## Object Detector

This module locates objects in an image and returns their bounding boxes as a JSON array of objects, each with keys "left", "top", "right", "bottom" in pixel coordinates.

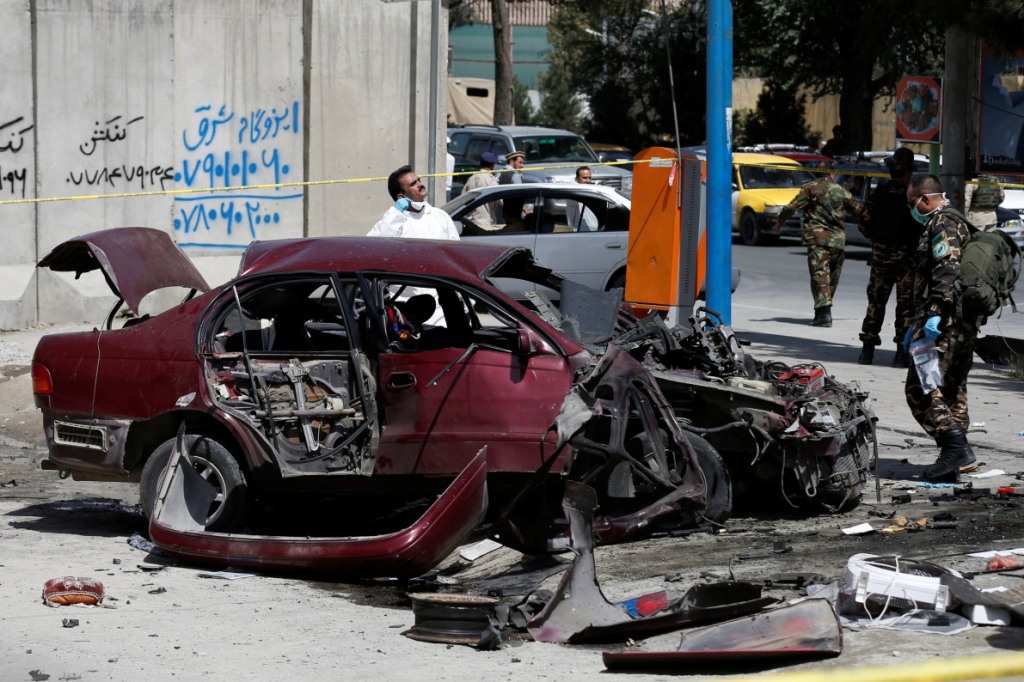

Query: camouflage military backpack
[
  {"left": 938, "top": 208, "right": 1023, "bottom": 320},
  {"left": 970, "top": 176, "right": 1003, "bottom": 211}
]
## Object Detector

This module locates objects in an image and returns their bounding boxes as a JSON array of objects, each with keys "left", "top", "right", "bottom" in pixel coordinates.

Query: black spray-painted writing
[
  {"left": 0, "top": 166, "right": 28, "bottom": 197},
  {"left": 1, "top": 117, "right": 34, "bottom": 154},
  {"left": 67, "top": 165, "right": 175, "bottom": 190},
  {"left": 79, "top": 115, "right": 144, "bottom": 156}
]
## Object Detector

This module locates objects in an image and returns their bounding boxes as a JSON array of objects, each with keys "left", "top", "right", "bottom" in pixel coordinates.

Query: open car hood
[
  {"left": 37, "top": 227, "right": 210, "bottom": 314},
  {"left": 480, "top": 246, "right": 565, "bottom": 290}
]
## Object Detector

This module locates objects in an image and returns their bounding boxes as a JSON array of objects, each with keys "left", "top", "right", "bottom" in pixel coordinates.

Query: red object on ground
[{"left": 987, "top": 555, "right": 1022, "bottom": 570}]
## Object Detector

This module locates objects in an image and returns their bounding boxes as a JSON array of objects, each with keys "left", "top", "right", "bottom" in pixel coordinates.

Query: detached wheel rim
[{"left": 188, "top": 455, "right": 228, "bottom": 526}]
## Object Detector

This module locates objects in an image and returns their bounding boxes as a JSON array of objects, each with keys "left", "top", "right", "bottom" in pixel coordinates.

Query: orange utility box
[{"left": 626, "top": 147, "right": 705, "bottom": 318}]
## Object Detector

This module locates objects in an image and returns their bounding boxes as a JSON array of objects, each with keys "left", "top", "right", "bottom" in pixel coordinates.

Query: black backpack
[{"left": 937, "top": 208, "right": 1023, "bottom": 321}]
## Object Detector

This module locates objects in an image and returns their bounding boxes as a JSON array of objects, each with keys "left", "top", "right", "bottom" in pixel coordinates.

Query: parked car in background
[
  {"left": 687, "top": 148, "right": 816, "bottom": 245},
  {"left": 589, "top": 142, "right": 635, "bottom": 171},
  {"left": 447, "top": 125, "right": 632, "bottom": 196},
  {"left": 736, "top": 145, "right": 833, "bottom": 169},
  {"left": 444, "top": 183, "right": 740, "bottom": 301}
]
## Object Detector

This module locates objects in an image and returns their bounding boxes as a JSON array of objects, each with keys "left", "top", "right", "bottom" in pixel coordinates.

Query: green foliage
[
  {"left": 737, "top": 81, "right": 812, "bottom": 146},
  {"left": 512, "top": 74, "right": 538, "bottom": 126},
  {"left": 448, "top": 0, "right": 476, "bottom": 29},
  {"left": 545, "top": 0, "right": 707, "bottom": 149},
  {"left": 537, "top": 52, "right": 583, "bottom": 132},
  {"left": 733, "top": 0, "right": 945, "bottom": 150}
]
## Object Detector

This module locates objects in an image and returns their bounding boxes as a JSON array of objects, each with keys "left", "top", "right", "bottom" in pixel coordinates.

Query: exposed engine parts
[{"left": 207, "top": 354, "right": 378, "bottom": 475}]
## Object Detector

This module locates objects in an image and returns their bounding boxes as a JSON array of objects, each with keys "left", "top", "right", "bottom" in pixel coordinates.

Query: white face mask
[{"left": 408, "top": 200, "right": 426, "bottom": 211}]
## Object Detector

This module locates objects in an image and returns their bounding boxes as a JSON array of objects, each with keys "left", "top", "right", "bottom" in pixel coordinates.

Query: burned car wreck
[{"left": 31, "top": 228, "right": 872, "bottom": 577}]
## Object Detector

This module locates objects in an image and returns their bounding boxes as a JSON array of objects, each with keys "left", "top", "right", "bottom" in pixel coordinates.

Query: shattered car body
[
  {"left": 526, "top": 289, "right": 874, "bottom": 513},
  {"left": 32, "top": 228, "right": 712, "bottom": 574}
]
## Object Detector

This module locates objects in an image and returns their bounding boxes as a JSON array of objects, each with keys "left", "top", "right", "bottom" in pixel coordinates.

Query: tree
[
  {"left": 732, "top": 0, "right": 945, "bottom": 152},
  {"left": 491, "top": 0, "right": 514, "bottom": 125},
  {"left": 512, "top": 74, "right": 537, "bottom": 125},
  {"left": 537, "top": 53, "right": 583, "bottom": 131},
  {"left": 736, "top": 80, "right": 812, "bottom": 146},
  {"left": 546, "top": 0, "right": 708, "bottom": 149},
  {"left": 448, "top": 0, "right": 476, "bottom": 29}
]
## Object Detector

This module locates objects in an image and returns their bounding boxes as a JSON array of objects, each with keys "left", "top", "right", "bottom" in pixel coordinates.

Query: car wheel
[
  {"left": 681, "top": 432, "right": 732, "bottom": 525},
  {"left": 605, "top": 431, "right": 731, "bottom": 526},
  {"left": 140, "top": 434, "right": 249, "bottom": 532},
  {"left": 606, "top": 271, "right": 625, "bottom": 292},
  {"left": 740, "top": 211, "right": 766, "bottom": 246}
]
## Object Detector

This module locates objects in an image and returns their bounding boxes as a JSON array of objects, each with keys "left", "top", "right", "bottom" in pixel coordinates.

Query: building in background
[{"left": 448, "top": 0, "right": 550, "bottom": 88}]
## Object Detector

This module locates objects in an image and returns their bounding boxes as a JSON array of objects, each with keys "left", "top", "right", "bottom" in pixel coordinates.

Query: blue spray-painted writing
[{"left": 175, "top": 102, "right": 301, "bottom": 246}]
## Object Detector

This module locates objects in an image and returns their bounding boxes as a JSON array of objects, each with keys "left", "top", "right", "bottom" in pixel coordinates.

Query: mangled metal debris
[
  {"left": 527, "top": 482, "right": 777, "bottom": 644},
  {"left": 601, "top": 598, "right": 843, "bottom": 671},
  {"left": 609, "top": 307, "right": 875, "bottom": 512},
  {"left": 494, "top": 345, "right": 711, "bottom": 553}
]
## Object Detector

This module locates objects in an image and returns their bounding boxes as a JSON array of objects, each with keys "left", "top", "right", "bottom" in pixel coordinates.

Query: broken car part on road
[{"left": 527, "top": 481, "right": 778, "bottom": 644}]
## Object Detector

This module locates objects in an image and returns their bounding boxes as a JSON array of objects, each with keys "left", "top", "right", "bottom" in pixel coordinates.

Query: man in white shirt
[
  {"left": 565, "top": 166, "right": 599, "bottom": 231},
  {"left": 368, "top": 166, "right": 460, "bottom": 240}
]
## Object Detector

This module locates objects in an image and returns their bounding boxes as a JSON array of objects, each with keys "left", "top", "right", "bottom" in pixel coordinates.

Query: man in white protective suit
[{"left": 368, "top": 165, "right": 460, "bottom": 240}]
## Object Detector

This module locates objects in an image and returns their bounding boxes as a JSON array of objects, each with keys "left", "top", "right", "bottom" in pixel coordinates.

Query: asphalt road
[{"left": 730, "top": 238, "right": 1024, "bottom": 345}]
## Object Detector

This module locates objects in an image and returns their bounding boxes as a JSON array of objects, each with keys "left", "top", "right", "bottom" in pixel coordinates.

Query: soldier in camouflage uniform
[
  {"left": 904, "top": 174, "right": 978, "bottom": 482},
  {"left": 964, "top": 175, "right": 1005, "bottom": 230},
  {"left": 776, "top": 170, "right": 867, "bottom": 327},
  {"left": 856, "top": 148, "right": 923, "bottom": 367}
]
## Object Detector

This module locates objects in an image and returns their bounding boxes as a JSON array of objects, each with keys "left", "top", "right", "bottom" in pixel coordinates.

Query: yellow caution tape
[
  {"left": 1, "top": 153, "right": 1019, "bottom": 206},
  {"left": 731, "top": 651, "right": 1024, "bottom": 682},
  {"left": 0, "top": 158, "right": 645, "bottom": 207}
]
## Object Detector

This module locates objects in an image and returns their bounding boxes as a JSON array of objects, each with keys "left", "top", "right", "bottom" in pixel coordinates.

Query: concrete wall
[
  {"left": 733, "top": 77, "right": 898, "bottom": 152},
  {"left": 0, "top": 0, "right": 449, "bottom": 329}
]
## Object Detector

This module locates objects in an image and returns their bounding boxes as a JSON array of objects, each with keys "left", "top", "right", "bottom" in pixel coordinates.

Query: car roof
[
  {"left": 773, "top": 152, "right": 832, "bottom": 162},
  {"left": 500, "top": 126, "right": 580, "bottom": 137},
  {"left": 466, "top": 182, "right": 622, "bottom": 197},
  {"left": 732, "top": 152, "right": 802, "bottom": 166},
  {"left": 238, "top": 237, "right": 516, "bottom": 282}
]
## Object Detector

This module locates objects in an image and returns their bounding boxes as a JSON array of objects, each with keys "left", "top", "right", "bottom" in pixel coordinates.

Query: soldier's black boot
[
  {"left": 892, "top": 346, "right": 910, "bottom": 368},
  {"left": 811, "top": 305, "right": 832, "bottom": 327},
  {"left": 857, "top": 343, "right": 875, "bottom": 365},
  {"left": 924, "top": 429, "right": 976, "bottom": 482}
]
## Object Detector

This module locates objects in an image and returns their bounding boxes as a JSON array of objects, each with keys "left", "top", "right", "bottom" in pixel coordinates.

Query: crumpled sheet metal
[
  {"left": 602, "top": 598, "right": 843, "bottom": 671},
  {"left": 494, "top": 345, "right": 708, "bottom": 553},
  {"left": 149, "top": 430, "right": 489, "bottom": 579},
  {"left": 527, "top": 482, "right": 777, "bottom": 644}
]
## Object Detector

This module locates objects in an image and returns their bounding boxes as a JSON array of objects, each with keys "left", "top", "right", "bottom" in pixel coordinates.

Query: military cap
[
  {"left": 480, "top": 152, "right": 498, "bottom": 166},
  {"left": 886, "top": 147, "right": 916, "bottom": 173}
]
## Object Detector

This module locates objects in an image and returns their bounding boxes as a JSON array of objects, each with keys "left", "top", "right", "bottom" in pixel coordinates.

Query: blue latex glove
[
  {"left": 903, "top": 328, "right": 913, "bottom": 353},
  {"left": 923, "top": 316, "right": 942, "bottom": 341},
  {"left": 395, "top": 197, "right": 411, "bottom": 212}
]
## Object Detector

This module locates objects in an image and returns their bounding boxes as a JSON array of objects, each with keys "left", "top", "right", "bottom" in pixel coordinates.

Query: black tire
[
  {"left": 606, "top": 271, "right": 626, "bottom": 292},
  {"left": 740, "top": 211, "right": 767, "bottom": 246},
  {"left": 606, "top": 431, "right": 732, "bottom": 526},
  {"left": 140, "top": 434, "right": 249, "bottom": 532},
  {"left": 683, "top": 432, "right": 732, "bottom": 525}
]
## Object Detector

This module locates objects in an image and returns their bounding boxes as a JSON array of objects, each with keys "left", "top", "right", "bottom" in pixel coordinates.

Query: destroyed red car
[{"left": 31, "top": 228, "right": 714, "bottom": 575}]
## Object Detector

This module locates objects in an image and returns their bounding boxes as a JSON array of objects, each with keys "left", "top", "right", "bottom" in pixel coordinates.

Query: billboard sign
[
  {"left": 978, "top": 46, "right": 1024, "bottom": 175},
  {"left": 895, "top": 76, "right": 942, "bottom": 144}
]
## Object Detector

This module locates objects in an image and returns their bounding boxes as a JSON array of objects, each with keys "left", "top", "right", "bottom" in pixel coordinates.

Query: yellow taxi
[{"left": 730, "top": 153, "right": 815, "bottom": 245}]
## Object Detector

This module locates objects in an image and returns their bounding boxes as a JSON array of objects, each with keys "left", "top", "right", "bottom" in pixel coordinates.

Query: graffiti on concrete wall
[
  {"left": 0, "top": 115, "right": 33, "bottom": 198},
  {"left": 175, "top": 102, "right": 302, "bottom": 249},
  {"left": 65, "top": 114, "right": 175, "bottom": 191}
]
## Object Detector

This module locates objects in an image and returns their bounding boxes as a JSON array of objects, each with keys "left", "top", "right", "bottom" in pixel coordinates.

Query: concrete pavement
[{"left": 729, "top": 288, "right": 1024, "bottom": 454}]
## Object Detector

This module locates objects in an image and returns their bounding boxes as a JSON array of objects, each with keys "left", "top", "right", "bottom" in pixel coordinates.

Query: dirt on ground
[{"left": 4, "top": 355, "right": 1024, "bottom": 682}]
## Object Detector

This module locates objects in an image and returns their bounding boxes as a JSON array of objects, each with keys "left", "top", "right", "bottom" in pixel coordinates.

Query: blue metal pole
[{"left": 705, "top": 0, "right": 732, "bottom": 323}]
